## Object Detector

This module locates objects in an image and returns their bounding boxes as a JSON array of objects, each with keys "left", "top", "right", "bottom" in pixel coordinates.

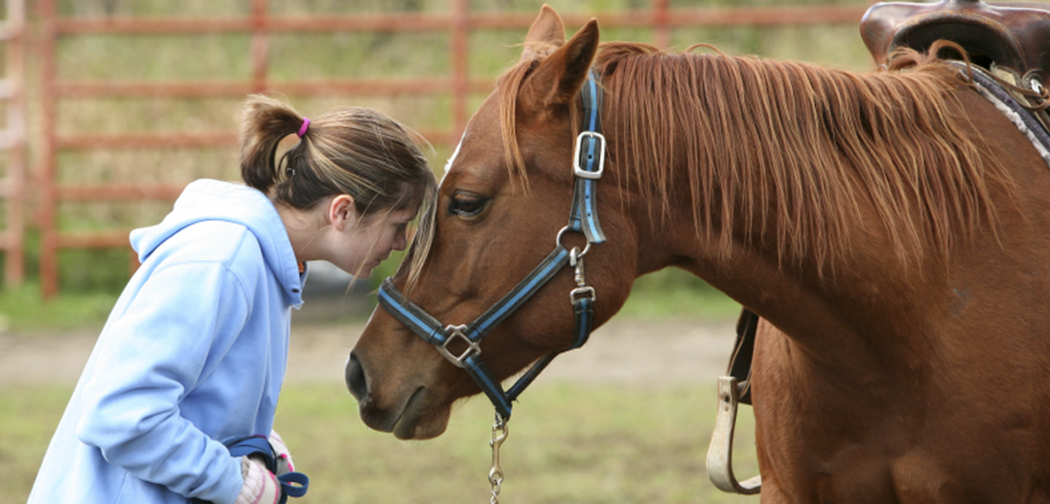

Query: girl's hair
[{"left": 239, "top": 94, "right": 436, "bottom": 219}]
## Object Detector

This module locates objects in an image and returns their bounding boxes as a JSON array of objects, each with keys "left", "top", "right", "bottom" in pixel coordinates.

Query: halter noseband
[{"left": 376, "top": 72, "right": 607, "bottom": 420}]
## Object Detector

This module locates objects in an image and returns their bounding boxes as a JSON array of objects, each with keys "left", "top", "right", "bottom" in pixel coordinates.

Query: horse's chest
[{"left": 752, "top": 354, "right": 1040, "bottom": 504}]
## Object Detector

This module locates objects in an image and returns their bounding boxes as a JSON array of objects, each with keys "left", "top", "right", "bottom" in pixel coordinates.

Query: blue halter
[{"left": 376, "top": 71, "right": 607, "bottom": 420}]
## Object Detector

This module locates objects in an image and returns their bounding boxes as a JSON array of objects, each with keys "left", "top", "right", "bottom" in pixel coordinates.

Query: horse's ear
[
  {"left": 519, "top": 18, "right": 599, "bottom": 111},
  {"left": 522, "top": 5, "right": 566, "bottom": 59}
]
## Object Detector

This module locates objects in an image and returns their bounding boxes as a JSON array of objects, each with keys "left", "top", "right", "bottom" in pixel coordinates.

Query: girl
[{"left": 28, "top": 94, "right": 436, "bottom": 504}]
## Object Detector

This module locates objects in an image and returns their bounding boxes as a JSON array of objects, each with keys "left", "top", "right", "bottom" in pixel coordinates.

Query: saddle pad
[{"left": 950, "top": 60, "right": 1050, "bottom": 169}]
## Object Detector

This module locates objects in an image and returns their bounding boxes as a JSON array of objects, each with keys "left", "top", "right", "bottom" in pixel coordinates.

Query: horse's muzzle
[{"left": 345, "top": 351, "right": 368, "bottom": 403}]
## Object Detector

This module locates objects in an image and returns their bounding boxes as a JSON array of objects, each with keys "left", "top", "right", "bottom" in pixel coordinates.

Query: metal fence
[{"left": 34, "top": 0, "right": 871, "bottom": 296}]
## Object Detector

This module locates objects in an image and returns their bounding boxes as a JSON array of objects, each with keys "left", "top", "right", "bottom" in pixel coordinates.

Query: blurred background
[
  {"left": 0, "top": 0, "right": 879, "bottom": 321},
  {"left": 0, "top": 0, "right": 883, "bottom": 502}
]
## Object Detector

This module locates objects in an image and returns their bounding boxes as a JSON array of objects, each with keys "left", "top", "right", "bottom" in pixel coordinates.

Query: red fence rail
[{"left": 35, "top": 0, "right": 872, "bottom": 296}]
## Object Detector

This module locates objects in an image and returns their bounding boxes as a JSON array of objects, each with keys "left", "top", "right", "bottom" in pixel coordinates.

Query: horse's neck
[{"left": 621, "top": 155, "right": 937, "bottom": 369}]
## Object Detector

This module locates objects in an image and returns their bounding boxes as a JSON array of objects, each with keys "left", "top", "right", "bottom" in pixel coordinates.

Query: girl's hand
[
  {"left": 235, "top": 456, "right": 282, "bottom": 504},
  {"left": 269, "top": 430, "right": 294, "bottom": 475}
]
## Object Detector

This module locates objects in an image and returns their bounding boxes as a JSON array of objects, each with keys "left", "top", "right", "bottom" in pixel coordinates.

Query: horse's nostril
[{"left": 345, "top": 351, "right": 369, "bottom": 402}]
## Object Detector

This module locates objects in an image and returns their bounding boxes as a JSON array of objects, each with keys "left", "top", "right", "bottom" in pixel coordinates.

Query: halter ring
[{"left": 556, "top": 226, "right": 591, "bottom": 260}]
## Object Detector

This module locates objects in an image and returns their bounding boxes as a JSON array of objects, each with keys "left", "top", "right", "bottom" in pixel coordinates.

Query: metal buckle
[
  {"left": 437, "top": 324, "right": 481, "bottom": 369},
  {"left": 573, "top": 131, "right": 606, "bottom": 180},
  {"left": 570, "top": 286, "right": 596, "bottom": 304}
]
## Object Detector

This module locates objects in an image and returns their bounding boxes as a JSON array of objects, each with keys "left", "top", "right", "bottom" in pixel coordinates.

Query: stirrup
[{"left": 706, "top": 376, "right": 761, "bottom": 494}]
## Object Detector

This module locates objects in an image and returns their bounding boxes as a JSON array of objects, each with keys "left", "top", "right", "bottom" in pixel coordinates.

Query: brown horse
[{"left": 348, "top": 5, "right": 1050, "bottom": 502}]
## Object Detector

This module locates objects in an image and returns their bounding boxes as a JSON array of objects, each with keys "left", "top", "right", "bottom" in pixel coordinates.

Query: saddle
[{"left": 861, "top": 0, "right": 1050, "bottom": 87}]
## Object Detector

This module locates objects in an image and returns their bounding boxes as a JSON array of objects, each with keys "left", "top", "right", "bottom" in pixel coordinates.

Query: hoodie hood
[{"left": 129, "top": 179, "right": 303, "bottom": 305}]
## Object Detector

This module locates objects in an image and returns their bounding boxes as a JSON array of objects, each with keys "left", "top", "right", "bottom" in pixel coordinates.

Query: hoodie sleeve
[{"left": 76, "top": 260, "right": 252, "bottom": 504}]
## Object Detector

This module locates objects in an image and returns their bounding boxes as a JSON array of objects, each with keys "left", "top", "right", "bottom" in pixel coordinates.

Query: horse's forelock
[
  {"left": 400, "top": 56, "right": 545, "bottom": 290},
  {"left": 496, "top": 60, "right": 537, "bottom": 190}
]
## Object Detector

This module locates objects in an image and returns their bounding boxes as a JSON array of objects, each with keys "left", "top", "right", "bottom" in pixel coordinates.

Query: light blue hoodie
[{"left": 29, "top": 180, "right": 306, "bottom": 504}]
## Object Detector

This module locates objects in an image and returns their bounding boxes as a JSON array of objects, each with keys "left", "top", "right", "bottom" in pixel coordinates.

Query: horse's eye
[{"left": 448, "top": 192, "right": 488, "bottom": 217}]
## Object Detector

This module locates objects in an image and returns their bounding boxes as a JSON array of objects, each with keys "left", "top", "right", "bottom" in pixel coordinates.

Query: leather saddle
[{"left": 861, "top": 0, "right": 1050, "bottom": 87}]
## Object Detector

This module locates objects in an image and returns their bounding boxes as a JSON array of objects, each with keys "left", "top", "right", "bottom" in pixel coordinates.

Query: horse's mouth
[
  {"left": 391, "top": 386, "right": 427, "bottom": 439},
  {"left": 362, "top": 386, "right": 449, "bottom": 440}
]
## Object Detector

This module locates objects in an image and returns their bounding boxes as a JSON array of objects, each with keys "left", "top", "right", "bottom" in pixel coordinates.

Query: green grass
[
  {"left": 6, "top": 382, "right": 759, "bottom": 504},
  {"left": 0, "top": 264, "right": 740, "bottom": 332},
  {"left": 621, "top": 269, "right": 743, "bottom": 321},
  {"left": 2, "top": 269, "right": 747, "bottom": 503},
  {"left": 0, "top": 386, "right": 78, "bottom": 501},
  {"left": 0, "top": 284, "right": 115, "bottom": 332}
]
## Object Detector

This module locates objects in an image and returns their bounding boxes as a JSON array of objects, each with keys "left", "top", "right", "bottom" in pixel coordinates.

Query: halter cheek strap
[
  {"left": 377, "top": 70, "right": 607, "bottom": 420},
  {"left": 570, "top": 75, "right": 607, "bottom": 244}
]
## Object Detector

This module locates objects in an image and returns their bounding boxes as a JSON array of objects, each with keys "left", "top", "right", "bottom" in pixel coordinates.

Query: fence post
[
  {"left": 451, "top": 0, "right": 469, "bottom": 144},
  {"left": 653, "top": 0, "right": 670, "bottom": 48},
  {"left": 3, "top": 0, "right": 25, "bottom": 288},
  {"left": 38, "top": 0, "right": 58, "bottom": 297},
  {"left": 252, "top": 0, "right": 268, "bottom": 94}
]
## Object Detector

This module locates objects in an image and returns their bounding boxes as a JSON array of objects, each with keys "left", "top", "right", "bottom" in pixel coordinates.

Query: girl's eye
[{"left": 448, "top": 192, "right": 488, "bottom": 217}]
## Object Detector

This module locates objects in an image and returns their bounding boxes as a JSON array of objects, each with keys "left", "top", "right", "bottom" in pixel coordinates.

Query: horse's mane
[{"left": 498, "top": 41, "right": 1010, "bottom": 274}]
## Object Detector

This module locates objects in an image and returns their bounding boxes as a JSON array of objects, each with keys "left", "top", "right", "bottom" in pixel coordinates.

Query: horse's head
[{"left": 346, "top": 6, "right": 638, "bottom": 440}]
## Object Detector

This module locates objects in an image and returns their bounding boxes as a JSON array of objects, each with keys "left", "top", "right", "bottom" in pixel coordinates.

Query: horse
[{"left": 347, "top": 5, "right": 1050, "bottom": 502}]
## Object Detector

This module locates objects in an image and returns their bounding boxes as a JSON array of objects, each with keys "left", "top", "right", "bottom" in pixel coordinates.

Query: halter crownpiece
[{"left": 376, "top": 70, "right": 607, "bottom": 420}]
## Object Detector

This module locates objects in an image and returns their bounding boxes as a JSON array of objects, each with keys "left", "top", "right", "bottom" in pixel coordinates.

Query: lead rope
[
  {"left": 484, "top": 248, "right": 592, "bottom": 503},
  {"left": 489, "top": 412, "right": 508, "bottom": 504}
]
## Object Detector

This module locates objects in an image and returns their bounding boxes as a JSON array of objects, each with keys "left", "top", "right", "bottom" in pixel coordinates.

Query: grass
[
  {"left": 0, "top": 264, "right": 741, "bottom": 332},
  {"left": 276, "top": 383, "right": 759, "bottom": 504},
  {"left": 0, "top": 283, "right": 115, "bottom": 332},
  {"left": 4, "top": 382, "right": 759, "bottom": 504},
  {"left": 2, "top": 270, "right": 748, "bottom": 503},
  {"left": 621, "top": 269, "right": 743, "bottom": 321}
]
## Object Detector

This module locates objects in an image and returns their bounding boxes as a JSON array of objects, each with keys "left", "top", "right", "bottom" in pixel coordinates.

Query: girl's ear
[{"left": 329, "top": 194, "right": 358, "bottom": 232}]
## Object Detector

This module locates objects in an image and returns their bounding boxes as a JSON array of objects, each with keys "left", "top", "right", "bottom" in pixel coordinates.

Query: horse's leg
[
  {"left": 751, "top": 319, "right": 903, "bottom": 504},
  {"left": 751, "top": 318, "right": 791, "bottom": 504}
]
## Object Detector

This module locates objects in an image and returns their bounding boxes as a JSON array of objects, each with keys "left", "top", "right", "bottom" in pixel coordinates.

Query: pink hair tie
[{"left": 297, "top": 117, "right": 311, "bottom": 138}]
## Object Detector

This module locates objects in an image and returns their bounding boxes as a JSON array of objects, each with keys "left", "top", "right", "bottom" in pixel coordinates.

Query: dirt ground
[{"left": 0, "top": 299, "right": 740, "bottom": 388}]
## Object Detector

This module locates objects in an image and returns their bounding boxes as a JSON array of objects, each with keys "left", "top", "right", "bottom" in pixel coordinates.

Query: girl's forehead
[{"left": 392, "top": 205, "right": 420, "bottom": 221}]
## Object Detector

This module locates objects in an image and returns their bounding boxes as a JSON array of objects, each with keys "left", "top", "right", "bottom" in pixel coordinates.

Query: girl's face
[{"left": 327, "top": 199, "right": 417, "bottom": 279}]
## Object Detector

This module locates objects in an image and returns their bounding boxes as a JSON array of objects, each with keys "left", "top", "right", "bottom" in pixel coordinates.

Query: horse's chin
[
  {"left": 369, "top": 387, "right": 451, "bottom": 440},
  {"left": 393, "top": 409, "right": 450, "bottom": 440}
]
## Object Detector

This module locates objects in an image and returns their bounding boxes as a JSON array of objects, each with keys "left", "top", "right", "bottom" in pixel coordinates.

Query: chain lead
[{"left": 489, "top": 412, "right": 508, "bottom": 504}]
